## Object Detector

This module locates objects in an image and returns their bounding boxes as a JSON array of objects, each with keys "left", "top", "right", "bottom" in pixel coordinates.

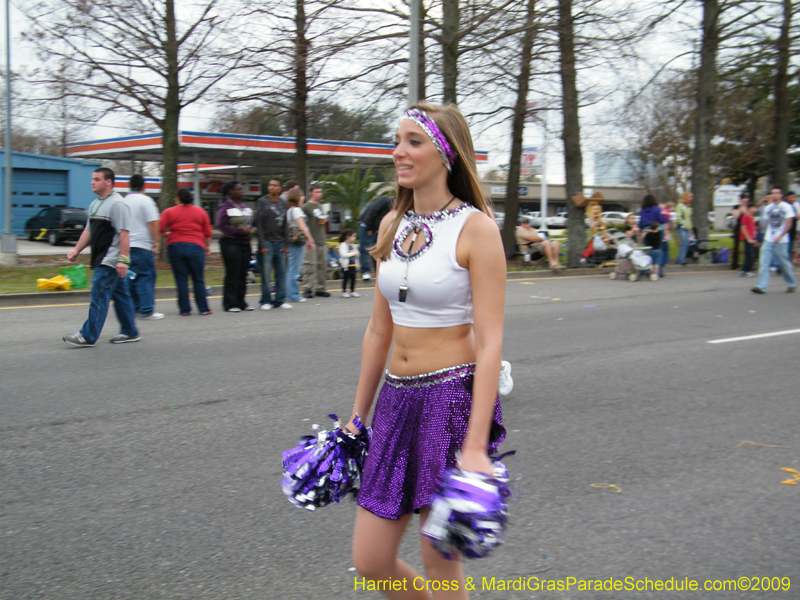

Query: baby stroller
[
  {"left": 609, "top": 232, "right": 658, "bottom": 282},
  {"left": 580, "top": 232, "right": 617, "bottom": 267}
]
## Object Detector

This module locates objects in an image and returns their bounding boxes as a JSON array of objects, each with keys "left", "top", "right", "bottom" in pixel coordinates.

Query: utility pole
[
  {"left": 1, "top": 0, "right": 17, "bottom": 264},
  {"left": 408, "top": 0, "right": 419, "bottom": 106}
]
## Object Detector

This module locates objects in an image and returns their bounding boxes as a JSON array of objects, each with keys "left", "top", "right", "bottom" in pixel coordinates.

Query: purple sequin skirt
[{"left": 357, "top": 363, "right": 505, "bottom": 520}]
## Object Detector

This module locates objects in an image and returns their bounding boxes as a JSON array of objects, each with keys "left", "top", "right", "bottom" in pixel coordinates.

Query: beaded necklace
[{"left": 396, "top": 196, "right": 465, "bottom": 302}]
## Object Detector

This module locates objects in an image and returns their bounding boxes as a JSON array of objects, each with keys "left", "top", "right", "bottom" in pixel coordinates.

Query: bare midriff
[{"left": 387, "top": 323, "right": 476, "bottom": 377}]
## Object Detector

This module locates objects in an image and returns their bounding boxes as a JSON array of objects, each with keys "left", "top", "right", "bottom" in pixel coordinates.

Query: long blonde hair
[
  {"left": 371, "top": 102, "right": 491, "bottom": 261},
  {"left": 286, "top": 188, "right": 303, "bottom": 207}
]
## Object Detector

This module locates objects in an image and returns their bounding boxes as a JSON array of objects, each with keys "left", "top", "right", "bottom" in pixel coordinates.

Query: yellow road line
[{"left": 0, "top": 270, "right": 728, "bottom": 311}]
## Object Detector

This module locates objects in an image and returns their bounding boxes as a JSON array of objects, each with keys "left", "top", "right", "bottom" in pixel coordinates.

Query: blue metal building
[{"left": 0, "top": 151, "right": 102, "bottom": 236}]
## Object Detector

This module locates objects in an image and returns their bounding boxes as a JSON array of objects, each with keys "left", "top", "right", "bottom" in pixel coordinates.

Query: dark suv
[{"left": 25, "top": 207, "right": 89, "bottom": 246}]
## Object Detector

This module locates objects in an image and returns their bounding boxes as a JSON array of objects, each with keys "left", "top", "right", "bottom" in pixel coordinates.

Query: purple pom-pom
[
  {"left": 281, "top": 414, "right": 371, "bottom": 511},
  {"left": 421, "top": 460, "right": 512, "bottom": 559}
]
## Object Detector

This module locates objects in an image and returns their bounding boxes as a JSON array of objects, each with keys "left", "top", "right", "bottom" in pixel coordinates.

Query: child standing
[{"left": 338, "top": 229, "right": 360, "bottom": 298}]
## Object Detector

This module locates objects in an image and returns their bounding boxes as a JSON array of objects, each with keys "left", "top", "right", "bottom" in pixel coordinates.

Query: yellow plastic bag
[{"left": 37, "top": 275, "right": 72, "bottom": 291}]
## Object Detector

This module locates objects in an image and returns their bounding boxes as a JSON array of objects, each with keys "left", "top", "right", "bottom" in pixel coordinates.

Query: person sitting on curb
[{"left": 515, "top": 218, "right": 565, "bottom": 270}]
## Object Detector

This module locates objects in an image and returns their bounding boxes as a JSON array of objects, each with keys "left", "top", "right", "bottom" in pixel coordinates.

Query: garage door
[{"left": 12, "top": 169, "right": 68, "bottom": 235}]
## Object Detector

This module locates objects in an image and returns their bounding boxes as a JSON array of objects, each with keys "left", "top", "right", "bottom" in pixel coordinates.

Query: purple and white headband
[{"left": 399, "top": 108, "right": 457, "bottom": 172}]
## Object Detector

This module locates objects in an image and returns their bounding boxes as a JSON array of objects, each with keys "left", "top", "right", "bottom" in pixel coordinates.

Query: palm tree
[{"left": 318, "top": 163, "right": 388, "bottom": 221}]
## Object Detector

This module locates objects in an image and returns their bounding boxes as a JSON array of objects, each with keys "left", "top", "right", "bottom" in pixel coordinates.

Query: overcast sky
[{"left": 4, "top": 0, "right": 696, "bottom": 185}]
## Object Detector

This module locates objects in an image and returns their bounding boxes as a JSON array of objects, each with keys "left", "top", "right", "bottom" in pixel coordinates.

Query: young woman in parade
[{"left": 343, "top": 102, "right": 507, "bottom": 599}]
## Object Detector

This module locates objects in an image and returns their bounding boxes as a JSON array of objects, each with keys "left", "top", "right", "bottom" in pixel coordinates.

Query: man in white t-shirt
[
  {"left": 125, "top": 174, "right": 164, "bottom": 318},
  {"left": 752, "top": 187, "right": 797, "bottom": 294}
]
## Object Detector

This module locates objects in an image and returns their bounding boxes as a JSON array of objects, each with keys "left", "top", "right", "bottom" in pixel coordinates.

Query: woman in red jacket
[{"left": 160, "top": 188, "right": 213, "bottom": 316}]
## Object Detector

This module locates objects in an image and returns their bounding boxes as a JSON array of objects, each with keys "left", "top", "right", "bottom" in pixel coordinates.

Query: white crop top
[{"left": 378, "top": 203, "right": 478, "bottom": 328}]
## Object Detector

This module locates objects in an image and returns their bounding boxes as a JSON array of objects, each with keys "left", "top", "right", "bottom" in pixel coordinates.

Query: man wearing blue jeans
[
  {"left": 255, "top": 179, "right": 291, "bottom": 310},
  {"left": 357, "top": 195, "right": 393, "bottom": 280},
  {"left": 63, "top": 167, "right": 140, "bottom": 347},
  {"left": 752, "top": 188, "right": 797, "bottom": 294},
  {"left": 125, "top": 174, "right": 163, "bottom": 319},
  {"left": 358, "top": 220, "right": 375, "bottom": 280}
]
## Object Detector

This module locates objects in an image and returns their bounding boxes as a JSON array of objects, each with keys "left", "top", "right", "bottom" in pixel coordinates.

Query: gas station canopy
[{"left": 64, "top": 130, "right": 488, "bottom": 173}]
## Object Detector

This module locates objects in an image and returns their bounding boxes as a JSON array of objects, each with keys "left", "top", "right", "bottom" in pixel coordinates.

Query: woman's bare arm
[{"left": 457, "top": 211, "right": 506, "bottom": 475}]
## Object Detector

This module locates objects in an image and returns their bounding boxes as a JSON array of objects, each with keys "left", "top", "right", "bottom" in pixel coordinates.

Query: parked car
[
  {"left": 521, "top": 211, "right": 543, "bottom": 228},
  {"left": 600, "top": 211, "right": 630, "bottom": 227},
  {"left": 545, "top": 212, "right": 568, "bottom": 228},
  {"left": 25, "top": 207, "right": 88, "bottom": 246}
]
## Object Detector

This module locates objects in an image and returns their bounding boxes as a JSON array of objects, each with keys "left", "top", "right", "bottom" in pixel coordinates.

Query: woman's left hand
[
  {"left": 343, "top": 418, "right": 361, "bottom": 435},
  {"left": 458, "top": 447, "right": 493, "bottom": 476}
]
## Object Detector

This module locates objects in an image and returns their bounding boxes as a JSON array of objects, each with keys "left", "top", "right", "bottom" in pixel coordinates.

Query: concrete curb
[{"left": 0, "top": 263, "right": 735, "bottom": 307}]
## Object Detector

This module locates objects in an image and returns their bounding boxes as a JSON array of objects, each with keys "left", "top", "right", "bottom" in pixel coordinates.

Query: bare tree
[
  {"left": 772, "top": 0, "right": 793, "bottom": 190},
  {"left": 691, "top": 0, "right": 721, "bottom": 256},
  {"left": 688, "top": 0, "right": 765, "bottom": 255},
  {"left": 24, "top": 0, "right": 243, "bottom": 209},
  {"left": 230, "top": 0, "right": 398, "bottom": 190},
  {"left": 500, "top": 0, "right": 543, "bottom": 258},
  {"left": 557, "top": 0, "right": 586, "bottom": 266}
]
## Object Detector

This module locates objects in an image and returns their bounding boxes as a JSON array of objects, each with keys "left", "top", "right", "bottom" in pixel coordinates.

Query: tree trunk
[
  {"left": 442, "top": 0, "right": 459, "bottom": 104},
  {"left": 558, "top": 0, "right": 584, "bottom": 267},
  {"left": 418, "top": 2, "right": 427, "bottom": 101},
  {"left": 691, "top": 0, "right": 719, "bottom": 261},
  {"left": 295, "top": 0, "right": 309, "bottom": 191},
  {"left": 772, "top": 0, "right": 791, "bottom": 191},
  {"left": 502, "top": 0, "right": 538, "bottom": 259},
  {"left": 160, "top": 0, "right": 180, "bottom": 214}
]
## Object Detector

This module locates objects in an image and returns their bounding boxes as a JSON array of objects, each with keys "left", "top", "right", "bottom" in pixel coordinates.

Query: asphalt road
[{"left": 1, "top": 269, "right": 798, "bottom": 599}]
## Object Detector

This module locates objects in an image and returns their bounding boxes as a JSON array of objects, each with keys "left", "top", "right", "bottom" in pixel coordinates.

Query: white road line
[{"left": 708, "top": 329, "right": 800, "bottom": 344}]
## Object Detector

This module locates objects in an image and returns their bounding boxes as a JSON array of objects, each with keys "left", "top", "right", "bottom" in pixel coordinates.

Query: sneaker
[
  {"left": 315, "top": 291, "right": 331, "bottom": 297},
  {"left": 788, "top": 287, "right": 796, "bottom": 293},
  {"left": 227, "top": 307, "right": 242, "bottom": 313},
  {"left": 745, "top": 272, "right": 755, "bottom": 277},
  {"left": 362, "top": 273, "right": 371, "bottom": 281},
  {"left": 298, "top": 297, "right": 307, "bottom": 303},
  {"left": 260, "top": 304, "right": 272, "bottom": 311},
  {"left": 63, "top": 332, "right": 94, "bottom": 348},
  {"left": 181, "top": 313, "right": 191, "bottom": 317},
  {"left": 277, "top": 303, "right": 293, "bottom": 309},
  {"left": 751, "top": 287, "right": 765, "bottom": 294},
  {"left": 498, "top": 361, "right": 513, "bottom": 396},
  {"left": 109, "top": 334, "right": 141, "bottom": 344},
  {"left": 303, "top": 290, "right": 313, "bottom": 299},
  {"left": 200, "top": 311, "right": 213, "bottom": 316},
  {"left": 550, "top": 263, "right": 566, "bottom": 270},
  {"left": 244, "top": 306, "right": 254, "bottom": 311},
  {"left": 140, "top": 312, "right": 165, "bottom": 320},
  {"left": 351, "top": 292, "right": 361, "bottom": 298},
  {"left": 342, "top": 292, "right": 351, "bottom": 298}
]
